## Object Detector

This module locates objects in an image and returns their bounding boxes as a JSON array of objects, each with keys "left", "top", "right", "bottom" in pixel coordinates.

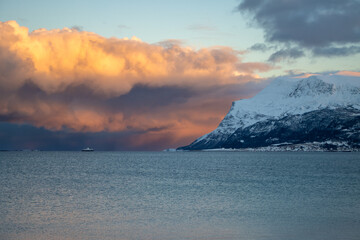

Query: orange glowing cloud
[
  {"left": 0, "top": 21, "right": 272, "bottom": 149},
  {"left": 0, "top": 21, "right": 246, "bottom": 95},
  {"left": 335, "top": 71, "right": 360, "bottom": 77}
]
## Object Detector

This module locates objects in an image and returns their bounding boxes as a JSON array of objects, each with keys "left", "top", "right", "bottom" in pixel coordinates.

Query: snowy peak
[
  {"left": 288, "top": 76, "right": 335, "bottom": 97},
  {"left": 234, "top": 73, "right": 360, "bottom": 118},
  {"left": 178, "top": 72, "right": 360, "bottom": 151}
]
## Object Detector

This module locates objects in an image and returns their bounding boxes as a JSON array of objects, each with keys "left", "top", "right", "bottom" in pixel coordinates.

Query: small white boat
[{"left": 82, "top": 147, "right": 94, "bottom": 152}]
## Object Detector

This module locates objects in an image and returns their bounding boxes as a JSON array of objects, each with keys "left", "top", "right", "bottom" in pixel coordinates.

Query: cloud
[
  {"left": 237, "top": 0, "right": 360, "bottom": 47},
  {"left": 71, "top": 25, "right": 84, "bottom": 31},
  {"left": 335, "top": 71, "right": 360, "bottom": 77},
  {"left": 117, "top": 24, "right": 129, "bottom": 29},
  {"left": 0, "top": 82, "right": 268, "bottom": 150},
  {"left": 312, "top": 45, "right": 360, "bottom": 57},
  {"left": 187, "top": 24, "right": 217, "bottom": 32},
  {"left": 0, "top": 21, "right": 271, "bottom": 149},
  {"left": 268, "top": 48, "right": 305, "bottom": 63},
  {"left": 249, "top": 43, "right": 272, "bottom": 52},
  {"left": 155, "top": 39, "right": 185, "bottom": 48},
  {"left": 0, "top": 21, "right": 245, "bottom": 97}
]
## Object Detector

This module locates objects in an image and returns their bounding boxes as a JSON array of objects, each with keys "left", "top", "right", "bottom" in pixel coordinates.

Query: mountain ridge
[{"left": 178, "top": 73, "right": 360, "bottom": 151}]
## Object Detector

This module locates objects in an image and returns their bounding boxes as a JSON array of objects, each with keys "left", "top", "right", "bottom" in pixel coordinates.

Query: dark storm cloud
[
  {"left": 0, "top": 82, "right": 268, "bottom": 151},
  {"left": 106, "top": 85, "right": 193, "bottom": 114},
  {"left": 0, "top": 81, "right": 193, "bottom": 132},
  {"left": 237, "top": 0, "right": 360, "bottom": 47},
  {"left": 268, "top": 48, "right": 305, "bottom": 62},
  {"left": 312, "top": 45, "right": 360, "bottom": 57}
]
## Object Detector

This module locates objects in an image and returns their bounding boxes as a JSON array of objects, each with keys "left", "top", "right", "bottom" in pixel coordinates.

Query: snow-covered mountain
[{"left": 178, "top": 73, "right": 360, "bottom": 151}]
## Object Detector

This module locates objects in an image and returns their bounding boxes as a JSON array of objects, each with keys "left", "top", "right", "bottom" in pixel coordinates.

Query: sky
[{"left": 0, "top": 0, "right": 360, "bottom": 150}]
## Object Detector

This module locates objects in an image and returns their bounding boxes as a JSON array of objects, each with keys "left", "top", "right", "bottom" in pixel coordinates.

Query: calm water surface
[{"left": 0, "top": 151, "right": 359, "bottom": 240}]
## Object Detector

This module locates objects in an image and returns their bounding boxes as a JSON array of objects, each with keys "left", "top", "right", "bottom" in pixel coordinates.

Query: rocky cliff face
[{"left": 178, "top": 73, "right": 360, "bottom": 151}]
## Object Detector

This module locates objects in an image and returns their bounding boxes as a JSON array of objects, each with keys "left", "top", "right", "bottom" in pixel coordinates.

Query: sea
[{"left": 0, "top": 151, "right": 359, "bottom": 240}]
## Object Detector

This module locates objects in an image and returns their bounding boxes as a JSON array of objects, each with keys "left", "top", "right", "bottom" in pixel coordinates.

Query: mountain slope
[{"left": 178, "top": 73, "right": 360, "bottom": 151}]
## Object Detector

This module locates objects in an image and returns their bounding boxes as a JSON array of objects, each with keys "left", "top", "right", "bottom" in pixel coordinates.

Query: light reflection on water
[{"left": 1, "top": 151, "right": 360, "bottom": 240}]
